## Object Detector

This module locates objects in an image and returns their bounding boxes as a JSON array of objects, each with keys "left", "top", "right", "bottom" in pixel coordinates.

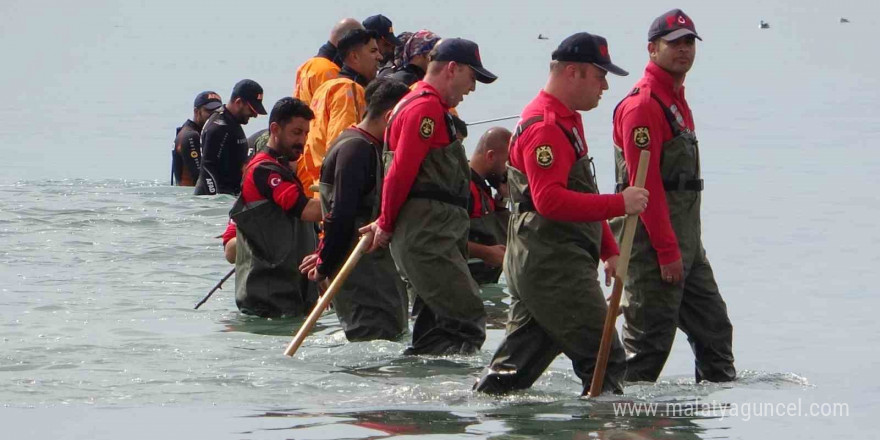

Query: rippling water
[
  {"left": 3, "top": 0, "right": 880, "bottom": 437},
  {"left": 2, "top": 180, "right": 873, "bottom": 439}
]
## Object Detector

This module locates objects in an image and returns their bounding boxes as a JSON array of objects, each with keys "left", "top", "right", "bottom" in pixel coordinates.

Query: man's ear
[
  {"left": 486, "top": 149, "right": 496, "bottom": 161},
  {"left": 269, "top": 121, "right": 280, "bottom": 136}
]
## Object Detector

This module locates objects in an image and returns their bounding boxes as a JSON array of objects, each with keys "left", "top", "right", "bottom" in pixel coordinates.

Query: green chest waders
[
  {"left": 318, "top": 137, "right": 408, "bottom": 341},
  {"left": 475, "top": 115, "right": 626, "bottom": 395},
  {"left": 611, "top": 91, "right": 735, "bottom": 383},
  {"left": 383, "top": 95, "right": 486, "bottom": 355},
  {"left": 231, "top": 162, "right": 318, "bottom": 318},
  {"left": 467, "top": 181, "right": 509, "bottom": 285}
]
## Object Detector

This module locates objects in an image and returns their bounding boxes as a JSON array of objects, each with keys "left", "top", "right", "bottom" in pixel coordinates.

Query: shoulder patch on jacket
[
  {"left": 633, "top": 126, "right": 650, "bottom": 149},
  {"left": 536, "top": 145, "right": 554, "bottom": 168},
  {"left": 419, "top": 117, "right": 435, "bottom": 139}
]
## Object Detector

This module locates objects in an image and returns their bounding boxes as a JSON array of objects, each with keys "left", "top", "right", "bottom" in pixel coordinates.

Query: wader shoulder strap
[
  {"left": 649, "top": 92, "right": 685, "bottom": 137},
  {"left": 614, "top": 92, "right": 703, "bottom": 193},
  {"left": 509, "top": 113, "right": 583, "bottom": 212},
  {"left": 383, "top": 90, "right": 457, "bottom": 150},
  {"left": 384, "top": 91, "right": 429, "bottom": 147}
]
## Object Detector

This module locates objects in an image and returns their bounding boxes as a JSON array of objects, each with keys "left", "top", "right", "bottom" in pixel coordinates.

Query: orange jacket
[
  {"left": 297, "top": 77, "right": 366, "bottom": 197},
  {"left": 293, "top": 57, "right": 341, "bottom": 105}
]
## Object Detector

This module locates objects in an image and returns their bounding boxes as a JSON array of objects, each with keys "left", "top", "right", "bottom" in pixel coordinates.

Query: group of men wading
[{"left": 176, "top": 9, "right": 736, "bottom": 396}]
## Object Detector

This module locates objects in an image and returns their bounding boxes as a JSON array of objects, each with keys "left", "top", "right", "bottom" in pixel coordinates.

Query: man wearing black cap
[
  {"left": 360, "top": 37, "right": 497, "bottom": 355},
  {"left": 194, "top": 79, "right": 267, "bottom": 196},
  {"left": 172, "top": 91, "right": 221, "bottom": 186},
  {"left": 612, "top": 9, "right": 736, "bottom": 384},
  {"left": 475, "top": 32, "right": 649, "bottom": 395},
  {"left": 298, "top": 29, "right": 383, "bottom": 197},
  {"left": 363, "top": 14, "right": 401, "bottom": 67}
]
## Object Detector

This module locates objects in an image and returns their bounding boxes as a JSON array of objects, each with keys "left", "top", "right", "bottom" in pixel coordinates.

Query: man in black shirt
[
  {"left": 194, "top": 79, "right": 267, "bottom": 196},
  {"left": 172, "top": 91, "right": 221, "bottom": 186},
  {"left": 300, "top": 78, "right": 411, "bottom": 341},
  {"left": 387, "top": 29, "right": 440, "bottom": 87},
  {"left": 363, "top": 14, "right": 401, "bottom": 67}
]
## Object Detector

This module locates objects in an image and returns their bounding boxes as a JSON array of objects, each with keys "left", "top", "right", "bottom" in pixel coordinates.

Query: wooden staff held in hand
[
  {"left": 589, "top": 149, "right": 650, "bottom": 397},
  {"left": 283, "top": 232, "right": 374, "bottom": 357}
]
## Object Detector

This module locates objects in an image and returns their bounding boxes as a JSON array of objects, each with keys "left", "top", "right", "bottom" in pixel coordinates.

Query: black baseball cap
[
  {"left": 648, "top": 9, "right": 702, "bottom": 42},
  {"left": 230, "top": 79, "right": 267, "bottom": 115},
  {"left": 194, "top": 91, "right": 222, "bottom": 111},
  {"left": 551, "top": 32, "right": 628, "bottom": 76},
  {"left": 363, "top": 14, "right": 401, "bottom": 45},
  {"left": 429, "top": 38, "right": 498, "bottom": 84}
]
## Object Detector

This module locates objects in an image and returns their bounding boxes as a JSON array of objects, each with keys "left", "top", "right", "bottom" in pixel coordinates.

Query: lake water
[{"left": 1, "top": 0, "right": 878, "bottom": 438}]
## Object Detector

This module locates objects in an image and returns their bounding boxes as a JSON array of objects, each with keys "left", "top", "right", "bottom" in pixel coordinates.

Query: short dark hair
[
  {"left": 364, "top": 78, "right": 410, "bottom": 120},
  {"left": 269, "top": 97, "right": 314, "bottom": 127},
  {"left": 337, "top": 29, "right": 377, "bottom": 60}
]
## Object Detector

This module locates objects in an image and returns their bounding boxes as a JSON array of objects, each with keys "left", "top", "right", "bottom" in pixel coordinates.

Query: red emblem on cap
[
  {"left": 678, "top": 15, "right": 687, "bottom": 25},
  {"left": 475, "top": 47, "right": 481, "bottom": 62},
  {"left": 666, "top": 15, "right": 676, "bottom": 27},
  {"left": 599, "top": 45, "right": 608, "bottom": 57}
]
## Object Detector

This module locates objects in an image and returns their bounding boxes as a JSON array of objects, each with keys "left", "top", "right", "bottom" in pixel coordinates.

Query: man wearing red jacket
[
  {"left": 475, "top": 32, "right": 648, "bottom": 396},
  {"left": 360, "top": 38, "right": 498, "bottom": 355},
  {"left": 230, "top": 97, "right": 323, "bottom": 318},
  {"left": 612, "top": 9, "right": 735, "bottom": 383}
]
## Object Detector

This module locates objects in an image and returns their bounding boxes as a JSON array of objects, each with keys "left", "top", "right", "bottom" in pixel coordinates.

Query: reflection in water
[{"left": 250, "top": 403, "right": 712, "bottom": 439}]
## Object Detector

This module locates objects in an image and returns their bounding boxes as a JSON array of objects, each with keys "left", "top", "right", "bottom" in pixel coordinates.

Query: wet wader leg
[
  {"left": 475, "top": 297, "right": 562, "bottom": 394},
  {"left": 331, "top": 249, "right": 409, "bottom": 341},
  {"left": 552, "top": 278, "right": 627, "bottom": 394},
  {"left": 622, "top": 258, "right": 684, "bottom": 382},
  {"left": 678, "top": 248, "right": 736, "bottom": 382},
  {"left": 392, "top": 201, "right": 486, "bottom": 356}
]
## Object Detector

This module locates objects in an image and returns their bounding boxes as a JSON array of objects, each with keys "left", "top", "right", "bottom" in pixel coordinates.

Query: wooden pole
[
  {"left": 283, "top": 232, "right": 374, "bottom": 357},
  {"left": 588, "top": 149, "right": 650, "bottom": 397}
]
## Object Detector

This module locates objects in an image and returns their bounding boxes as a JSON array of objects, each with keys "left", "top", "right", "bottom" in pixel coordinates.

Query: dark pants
[
  {"left": 623, "top": 246, "right": 736, "bottom": 383},
  {"left": 475, "top": 278, "right": 626, "bottom": 395}
]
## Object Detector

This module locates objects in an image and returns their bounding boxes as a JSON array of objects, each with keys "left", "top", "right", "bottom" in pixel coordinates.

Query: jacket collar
[{"left": 339, "top": 65, "right": 370, "bottom": 87}]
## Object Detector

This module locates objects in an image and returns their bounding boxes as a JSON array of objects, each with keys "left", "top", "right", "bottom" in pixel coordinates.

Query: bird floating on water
[
  {"left": 759, "top": 20, "right": 770, "bottom": 29},
  {"left": 537, "top": 34, "right": 549, "bottom": 40},
  {"left": 840, "top": 17, "right": 850, "bottom": 23}
]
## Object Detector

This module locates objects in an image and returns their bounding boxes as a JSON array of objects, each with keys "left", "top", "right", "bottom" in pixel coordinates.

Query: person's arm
[
  {"left": 467, "top": 241, "right": 506, "bottom": 267},
  {"left": 324, "top": 85, "right": 363, "bottom": 155},
  {"left": 521, "top": 124, "right": 626, "bottom": 223},
  {"left": 599, "top": 221, "right": 619, "bottom": 262},
  {"left": 376, "top": 101, "right": 444, "bottom": 232},
  {"left": 317, "top": 143, "right": 372, "bottom": 276},
  {"left": 178, "top": 130, "right": 201, "bottom": 180},
  {"left": 617, "top": 103, "right": 680, "bottom": 266},
  {"left": 252, "top": 165, "right": 310, "bottom": 217},
  {"left": 198, "top": 124, "right": 226, "bottom": 195},
  {"left": 222, "top": 219, "right": 237, "bottom": 263}
]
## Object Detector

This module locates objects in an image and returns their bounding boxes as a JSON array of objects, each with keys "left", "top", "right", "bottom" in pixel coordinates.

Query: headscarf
[{"left": 402, "top": 30, "right": 440, "bottom": 66}]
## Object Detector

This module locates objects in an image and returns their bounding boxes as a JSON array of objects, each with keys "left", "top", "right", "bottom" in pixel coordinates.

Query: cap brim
[
  {"left": 469, "top": 65, "right": 497, "bottom": 84},
  {"left": 592, "top": 62, "right": 629, "bottom": 77},
  {"left": 251, "top": 99, "right": 267, "bottom": 115},
  {"left": 661, "top": 28, "right": 702, "bottom": 41},
  {"left": 385, "top": 33, "right": 401, "bottom": 45},
  {"left": 202, "top": 101, "right": 222, "bottom": 111}
]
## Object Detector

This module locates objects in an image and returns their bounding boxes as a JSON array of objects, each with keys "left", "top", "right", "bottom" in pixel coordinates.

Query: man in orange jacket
[
  {"left": 293, "top": 18, "right": 364, "bottom": 105},
  {"left": 298, "top": 29, "right": 383, "bottom": 197}
]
